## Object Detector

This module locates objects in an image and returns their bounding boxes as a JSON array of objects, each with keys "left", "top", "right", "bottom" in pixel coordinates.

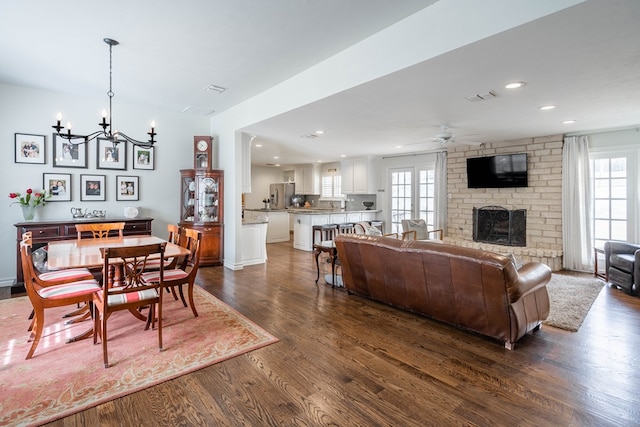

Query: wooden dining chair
[
  {"left": 144, "top": 224, "right": 182, "bottom": 271},
  {"left": 143, "top": 228, "right": 202, "bottom": 317},
  {"left": 21, "top": 232, "right": 96, "bottom": 328},
  {"left": 93, "top": 242, "right": 166, "bottom": 368},
  {"left": 20, "top": 240, "right": 101, "bottom": 359},
  {"left": 76, "top": 222, "right": 125, "bottom": 240}
]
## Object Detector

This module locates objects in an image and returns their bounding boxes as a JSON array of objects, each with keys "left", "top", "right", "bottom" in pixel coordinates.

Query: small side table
[
  {"left": 314, "top": 240, "right": 338, "bottom": 286},
  {"left": 594, "top": 248, "right": 607, "bottom": 280}
]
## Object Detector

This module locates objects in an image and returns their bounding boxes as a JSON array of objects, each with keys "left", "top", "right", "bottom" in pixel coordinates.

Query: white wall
[{"left": 0, "top": 82, "right": 209, "bottom": 286}]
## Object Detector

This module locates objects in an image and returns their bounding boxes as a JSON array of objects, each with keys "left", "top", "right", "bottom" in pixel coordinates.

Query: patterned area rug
[
  {"left": 0, "top": 286, "right": 278, "bottom": 427},
  {"left": 543, "top": 274, "right": 604, "bottom": 332}
]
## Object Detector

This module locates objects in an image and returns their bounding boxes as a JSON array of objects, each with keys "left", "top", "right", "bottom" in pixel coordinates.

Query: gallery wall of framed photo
[{"left": 14, "top": 132, "right": 154, "bottom": 202}]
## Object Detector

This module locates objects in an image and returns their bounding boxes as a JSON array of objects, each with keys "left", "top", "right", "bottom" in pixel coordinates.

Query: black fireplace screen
[{"left": 473, "top": 206, "right": 526, "bottom": 246}]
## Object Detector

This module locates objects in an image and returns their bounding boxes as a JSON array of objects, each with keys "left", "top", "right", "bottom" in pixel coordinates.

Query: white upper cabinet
[
  {"left": 294, "top": 164, "right": 319, "bottom": 194},
  {"left": 342, "top": 157, "right": 375, "bottom": 194}
]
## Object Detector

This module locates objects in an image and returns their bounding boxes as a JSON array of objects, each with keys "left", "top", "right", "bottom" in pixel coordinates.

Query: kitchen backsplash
[{"left": 300, "top": 194, "right": 376, "bottom": 211}]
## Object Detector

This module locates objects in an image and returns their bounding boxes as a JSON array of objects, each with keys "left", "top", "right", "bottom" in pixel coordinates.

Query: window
[
  {"left": 591, "top": 154, "right": 631, "bottom": 249},
  {"left": 321, "top": 174, "right": 342, "bottom": 198},
  {"left": 389, "top": 167, "right": 435, "bottom": 234}
]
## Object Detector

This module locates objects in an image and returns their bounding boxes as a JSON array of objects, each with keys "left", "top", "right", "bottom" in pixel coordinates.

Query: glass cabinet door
[
  {"left": 181, "top": 175, "right": 196, "bottom": 222},
  {"left": 198, "top": 175, "right": 220, "bottom": 222}
]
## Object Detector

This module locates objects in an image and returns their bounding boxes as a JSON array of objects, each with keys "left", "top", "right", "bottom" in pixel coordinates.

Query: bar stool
[
  {"left": 337, "top": 223, "right": 355, "bottom": 234},
  {"left": 312, "top": 224, "right": 338, "bottom": 246},
  {"left": 370, "top": 220, "right": 384, "bottom": 234}
]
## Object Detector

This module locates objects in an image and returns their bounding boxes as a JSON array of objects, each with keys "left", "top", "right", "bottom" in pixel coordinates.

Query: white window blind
[{"left": 321, "top": 175, "right": 342, "bottom": 198}]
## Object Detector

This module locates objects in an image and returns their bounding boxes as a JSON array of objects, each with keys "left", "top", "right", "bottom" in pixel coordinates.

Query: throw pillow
[{"left": 406, "top": 220, "right": 430, "bottom": 240}]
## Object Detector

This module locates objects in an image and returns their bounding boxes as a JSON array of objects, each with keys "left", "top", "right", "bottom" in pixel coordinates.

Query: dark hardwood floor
[{"left": 9, "top": 241, "right": 640, "bottom": 426}]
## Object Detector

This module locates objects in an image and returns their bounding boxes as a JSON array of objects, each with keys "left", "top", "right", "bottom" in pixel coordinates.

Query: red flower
[
  {"left": 26, "top": 189, "right": 33, "bottom": 194},
  {"left": 9, "top": 193, "right": 18, "bottom": 198}
]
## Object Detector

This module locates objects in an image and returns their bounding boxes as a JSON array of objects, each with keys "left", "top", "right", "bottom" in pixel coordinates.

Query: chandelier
[{"left": 52, "top": 38, "right": 156, "bottom": 148}]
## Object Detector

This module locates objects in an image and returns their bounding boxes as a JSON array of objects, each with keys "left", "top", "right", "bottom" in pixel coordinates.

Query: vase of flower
[
  {"left": 8, "top": 188, "right": 50, "bottom": 221},
  {"left": 20, "top": 204, "right": 37, "bottom": 221}
]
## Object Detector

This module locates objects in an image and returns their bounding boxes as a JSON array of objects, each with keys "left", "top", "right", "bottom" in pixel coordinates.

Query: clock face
[{"left": 197, "top": 139, "right": 208, "bottom": 151}]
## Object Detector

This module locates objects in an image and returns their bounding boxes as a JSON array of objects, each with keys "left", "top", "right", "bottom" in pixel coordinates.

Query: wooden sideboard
[{"left": 13, "top": 217, "right": 153, "bottom": 286}]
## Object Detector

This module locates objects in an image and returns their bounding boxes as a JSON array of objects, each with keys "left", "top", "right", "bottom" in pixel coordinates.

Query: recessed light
[
  {"left": 315, "top": 130, "right": 324, "bottom": 135},
  {"left": 562, "top": 120, "right": 576, "bottom": 124},
  {"left": 505, "top": 81, "right": 526, "bottom": 89},
  {"left": 340, "top": 154, "right": 346, "bottom": 158},
  {"left": 255, "top": 144, "right": 263, "bottom": 147},
  {"left": 273, "top": 156, "right": 279, "bottom": 159},
  {"left": 539, "top": 105, "right": 556, "bottom": 111},
  {"left": 317, "top": 160, "right": 322, "bottom": 163},
  {"left": 395, "top": 145, "right": 402, "bottom": 149}
]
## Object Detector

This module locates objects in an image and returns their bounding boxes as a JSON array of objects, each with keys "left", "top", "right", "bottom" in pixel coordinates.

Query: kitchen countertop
[
  {"left": 288, "top": 208, "right": 381, "bottom": 215},
  {"left": 242, "top": 218, "right": 269, "bottom": 225}
]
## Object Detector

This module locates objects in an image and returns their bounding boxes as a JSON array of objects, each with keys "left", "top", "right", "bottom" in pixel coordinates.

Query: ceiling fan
[{"left": 428, "top": 124, "right": 483, "bottom": 146}]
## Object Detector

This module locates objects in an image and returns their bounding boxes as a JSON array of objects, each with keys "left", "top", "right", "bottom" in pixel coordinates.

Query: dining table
[
  {"left": 45, "top": 235, "right": 191, "bottom": 342},
  {"left": 47, "top": 235, "right": 190, "bottom": 271}
]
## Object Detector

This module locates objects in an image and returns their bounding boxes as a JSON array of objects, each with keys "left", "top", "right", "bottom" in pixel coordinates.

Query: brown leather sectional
[{"left": 334, "top": 234, "right": 552, "bottom": 349}]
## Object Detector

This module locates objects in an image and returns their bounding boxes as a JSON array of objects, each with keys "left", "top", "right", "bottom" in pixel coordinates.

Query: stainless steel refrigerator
[{"left": 269, "top": 183, "right": 295, "bottom": 209}]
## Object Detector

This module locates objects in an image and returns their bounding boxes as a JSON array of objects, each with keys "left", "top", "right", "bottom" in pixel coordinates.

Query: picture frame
[
  {"left": 132, "top": 145, "right": 154, "bottom": 170},
  {"left": 96, "top": 138, "right": 127, "bottom": 170},
  {"left": 43, "top": 173, "right": 72, "bottom": 202},
  {"left": 80, "top": 174, "right": 106, "bottom": 201},
  {"left": 52, "top": 134, "right": 88, "bottom": 168},
  {"left": 116, "top": 175, "right": 139, "bottom": 201},
  {"left": 15, "top": 133, "right": 46, "bottom": 164}
]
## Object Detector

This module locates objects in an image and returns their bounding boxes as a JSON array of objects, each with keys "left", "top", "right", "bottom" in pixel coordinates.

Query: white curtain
[
  {"left": 562, "top": 135, "right": 593, "bottom": 271},
  {"left": 434, "top": 151, "right": 448, "bottom": 234}
]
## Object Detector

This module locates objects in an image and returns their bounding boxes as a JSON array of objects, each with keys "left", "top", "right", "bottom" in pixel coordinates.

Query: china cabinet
[{"left": 179, "top": 169, "right": 224, "bottom": 266}]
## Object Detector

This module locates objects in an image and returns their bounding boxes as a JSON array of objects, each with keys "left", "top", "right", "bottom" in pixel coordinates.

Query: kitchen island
[
  {"left": 241, "top": 216, "right": 268, "bottom": 266},
  {"left": 289, "top": 209, "right": 380, "bottom": 251},
  {"left": 244, "top": 209, "right": 290, "bottom": 243}
]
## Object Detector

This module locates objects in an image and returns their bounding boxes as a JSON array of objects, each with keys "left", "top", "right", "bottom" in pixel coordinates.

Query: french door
[{"left": 389, "top": 167, "right": 435, "bottom": 234}]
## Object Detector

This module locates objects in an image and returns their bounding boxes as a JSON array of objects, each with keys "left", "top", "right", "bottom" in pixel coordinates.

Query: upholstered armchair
[
  {"left": 401, "top": 219, "right": 443, "bottom": 241},
  {"left": 604, "top": 241, "right": 640, "bottom": 295}
]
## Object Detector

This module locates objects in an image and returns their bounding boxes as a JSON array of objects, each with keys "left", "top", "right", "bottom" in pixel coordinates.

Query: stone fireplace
[{"left": 473, "top": 206, "right": 526, "bottom": 247}]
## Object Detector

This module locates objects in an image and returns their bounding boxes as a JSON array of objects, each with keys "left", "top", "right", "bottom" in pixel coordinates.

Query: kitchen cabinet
[
  {"left": 241, "top": 222, "right": 268, "bottom": 266},
  {"left": 294, "top": 164, "right": 319, "bottom": 195},
  {"left": 292, "top": 210, "right": 379, "bottom": 251},
  {"left": 341, "top": 157, "right": 374, "bottom": 194},
  {"left": 179, "top": 169, "right": 224, "bottom": 266},
  {"left": 265, "top": 211, "right": 290, "bottom": 243}
]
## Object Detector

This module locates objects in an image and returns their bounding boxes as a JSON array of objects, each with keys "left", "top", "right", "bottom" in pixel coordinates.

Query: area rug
[
  {"left": 543, "top": 274, "right": 604, "bottom": 332},
  {"left": 0, "top": 286, "right": 279, "bottom": 427}
]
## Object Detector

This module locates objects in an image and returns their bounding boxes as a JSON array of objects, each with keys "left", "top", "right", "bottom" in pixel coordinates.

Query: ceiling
[{"left": 1, "top": 0, "right": 639, "bottom": 167}]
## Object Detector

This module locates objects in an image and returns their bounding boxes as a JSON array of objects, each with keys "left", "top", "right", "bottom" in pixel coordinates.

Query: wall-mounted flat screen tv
[{"left": 466, "top": 153, "right": 528, "bottom": 188}]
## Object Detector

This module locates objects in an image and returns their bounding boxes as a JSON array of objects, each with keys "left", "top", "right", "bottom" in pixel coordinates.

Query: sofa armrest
[{"left": 510, "top": 262, "right": 552, "bottom": 301}]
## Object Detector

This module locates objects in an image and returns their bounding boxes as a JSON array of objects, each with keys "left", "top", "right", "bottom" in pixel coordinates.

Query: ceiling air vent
[{"left": 465, "top": 91, "right": 497, "bottom": 102}]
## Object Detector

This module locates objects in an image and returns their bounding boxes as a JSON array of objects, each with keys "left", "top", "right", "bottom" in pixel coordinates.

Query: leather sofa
[
  {"left": 604, "top": 241, "right": 640, "bottom": 295},
  {"left": 334, "top": 234, "right": 552, "bottom": 349}
]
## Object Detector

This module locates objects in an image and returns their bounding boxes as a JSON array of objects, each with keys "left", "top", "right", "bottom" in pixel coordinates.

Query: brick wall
[{"left": 445, "top": 134, "right": 564, "bottom": 270}]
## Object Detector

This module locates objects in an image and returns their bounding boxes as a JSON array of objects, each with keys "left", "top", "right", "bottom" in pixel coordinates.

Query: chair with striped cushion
[
  {"left": 142, "top": 228, "right": 202, "bottom": 317},
  {"left": 93, "top": 242, "right": 166, "bottom": 368},
  {"left": 22, "top": 232, "right": 95, "bottom": 327},
  {"left": 20, "top": 240, "right": 100, "bottom": 360},
  {"left": 143, "top": 224, "right": 182, "bottom": 271}
]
